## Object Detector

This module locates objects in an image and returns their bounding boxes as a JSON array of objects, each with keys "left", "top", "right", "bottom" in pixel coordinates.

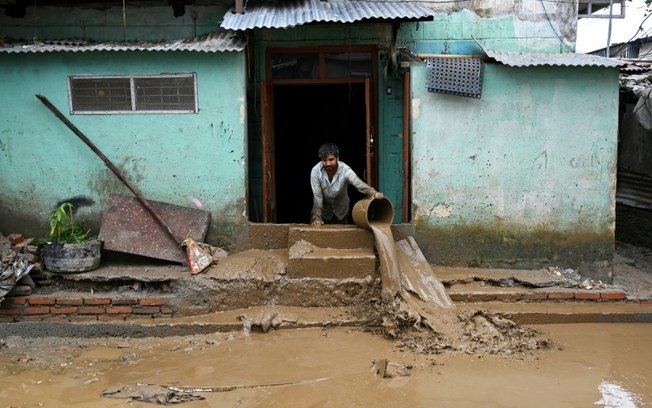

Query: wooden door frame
[{"left": 261, "top": 46, "right": 378, "bottom": 223}]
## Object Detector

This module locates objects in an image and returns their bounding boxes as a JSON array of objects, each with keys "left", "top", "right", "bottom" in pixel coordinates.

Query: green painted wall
[
  {"left": 0, "top": 50, "right": 247, "bottom": 248},
  {"left": 410, "top": 63, "right": 620, "bottom": 279}
]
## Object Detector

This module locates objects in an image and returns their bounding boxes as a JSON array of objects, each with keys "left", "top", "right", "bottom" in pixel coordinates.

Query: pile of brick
[{"left": 0, "top": 232, "right": 43, "bottom": 299}]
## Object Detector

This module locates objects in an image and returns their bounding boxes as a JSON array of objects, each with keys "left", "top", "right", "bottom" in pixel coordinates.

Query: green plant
[{"left": 46, "top": 202, "right": 92, "bottom": 243}]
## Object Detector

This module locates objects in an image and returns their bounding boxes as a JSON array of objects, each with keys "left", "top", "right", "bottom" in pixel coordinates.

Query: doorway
[{"left": 273, "top": 83, "right": 368, "bottom": 223}]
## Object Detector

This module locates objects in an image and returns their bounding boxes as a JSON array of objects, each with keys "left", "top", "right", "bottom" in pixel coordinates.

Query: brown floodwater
[{"left": 1, "top": 323, "right": 650, "bottom": 407}]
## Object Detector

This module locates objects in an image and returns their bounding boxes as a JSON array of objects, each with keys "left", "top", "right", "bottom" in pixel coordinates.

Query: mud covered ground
[{"left": 1, "top": 323, "right": 651, "bottom": 407}]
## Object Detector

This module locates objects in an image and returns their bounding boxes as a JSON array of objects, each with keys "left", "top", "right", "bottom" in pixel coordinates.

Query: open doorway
[{"left": 273, "top": 83, "right": 368, "bottom": 223}]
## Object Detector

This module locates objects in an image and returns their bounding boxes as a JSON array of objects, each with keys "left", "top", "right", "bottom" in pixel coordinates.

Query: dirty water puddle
[{"left": 0, "top": 324, "right": 650, "bottom": 407}]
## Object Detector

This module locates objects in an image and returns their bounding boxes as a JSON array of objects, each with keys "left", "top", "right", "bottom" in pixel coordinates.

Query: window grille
[{"left": 69, "top": 74, "right": 198, "bottom": 114}]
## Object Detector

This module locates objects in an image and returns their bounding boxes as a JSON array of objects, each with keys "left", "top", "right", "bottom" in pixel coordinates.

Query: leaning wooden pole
[{"left": 35, "top": 94, "right": 184, "bottom": 245}]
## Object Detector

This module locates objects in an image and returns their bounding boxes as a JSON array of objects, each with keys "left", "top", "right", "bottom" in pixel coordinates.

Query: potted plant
[{"left": 41, "top": 202, "right": 101, "bottom": 273}]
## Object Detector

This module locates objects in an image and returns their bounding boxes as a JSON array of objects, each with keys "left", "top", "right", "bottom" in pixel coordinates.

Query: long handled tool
[{"left": 36, "top": 94, "right": 213, "bottom": 274}]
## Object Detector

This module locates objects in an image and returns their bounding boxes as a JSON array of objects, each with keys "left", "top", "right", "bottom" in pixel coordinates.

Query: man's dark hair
[{"left": 318, "top": 143, "right": 340, "bottom": 160}]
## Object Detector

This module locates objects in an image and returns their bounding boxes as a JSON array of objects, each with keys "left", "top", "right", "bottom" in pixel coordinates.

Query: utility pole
[{"left": 606, "top": 0, "right": 614, "bottom": 57}]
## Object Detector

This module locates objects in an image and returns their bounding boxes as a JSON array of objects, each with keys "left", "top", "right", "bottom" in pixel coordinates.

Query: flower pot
[{"left": 42, "top": 239, "right": 102, "bottom": 273}]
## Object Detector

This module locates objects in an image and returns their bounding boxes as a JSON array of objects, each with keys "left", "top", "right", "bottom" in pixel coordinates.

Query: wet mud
[{"left": 1, "top": 324, "right": 650, "bottom": 407}]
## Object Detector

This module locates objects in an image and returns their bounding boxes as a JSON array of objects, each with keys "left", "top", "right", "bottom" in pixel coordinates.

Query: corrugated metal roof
[
  {"left": 483, "top": 48, "right": 626, "bottom": 68},
  {"left": 221, "top": 0, "right": 434, "bottom": 30},
  {"left": 0, "top": 31, "right": 245, "bottom": 53}
]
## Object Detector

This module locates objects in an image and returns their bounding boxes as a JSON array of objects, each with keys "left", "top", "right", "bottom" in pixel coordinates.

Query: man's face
[{"left": 322, "top": 154, "right": 338, "bottom": 173}]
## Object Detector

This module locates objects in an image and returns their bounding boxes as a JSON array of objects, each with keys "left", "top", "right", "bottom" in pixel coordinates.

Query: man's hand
[
  {"left": 370, "top": 192, "right": 384, "bottom": 200},
  {"left": 311, "top": 216, "right": 324, "bottom": 227}
]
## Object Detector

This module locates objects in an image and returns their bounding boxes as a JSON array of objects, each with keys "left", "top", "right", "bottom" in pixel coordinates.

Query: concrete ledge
[
  {"left": 456, "top": 302, "right": 652, "bottom": 324},
  {"left": 0, "top": 306, "right": 370, "bottom": 338}
]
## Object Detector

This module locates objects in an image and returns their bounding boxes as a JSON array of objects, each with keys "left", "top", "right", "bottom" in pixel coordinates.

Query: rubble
[{"left": 0, "top": 232, "right": 45, "bottom": 302}]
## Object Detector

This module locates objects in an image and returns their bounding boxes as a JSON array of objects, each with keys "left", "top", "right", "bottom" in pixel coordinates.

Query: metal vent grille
[
  {"left": 69, "top": 74, "right": 197, "bottom": 114},
  {"left": 426, "top": 57, "right": 483, "bottom": 98},
  {"left": 135, "top": 76, "right": 196, "bottom": 111},
  {"left": 70, "top": 78, "right": 131, "bottom": 112}
]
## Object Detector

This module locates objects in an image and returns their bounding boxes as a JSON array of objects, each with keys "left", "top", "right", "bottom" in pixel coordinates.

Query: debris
[
  {"left": 101, "top": 384, "right": 204, "bottom": 405},
  {"left": 240, "top": 309, "right": 296, "bottom": 333},
  {"left": 183, "top": 238, "right": 228, "bottom": 275},
  {"left": 372, "top": 359, "right": 412, "bottom": 378},
  {"left": 161, "top": 377, "right": 329, "bottom": 393}
]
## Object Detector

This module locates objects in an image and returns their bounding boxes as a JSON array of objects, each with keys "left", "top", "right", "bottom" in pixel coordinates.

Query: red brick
[
  {"left": 112, "top": 298, "right": 139, "bottom": 306},
  {"left": 106, "top": 306, "right": 133, "bottom": 314},
  {"left": 574, "top": 292, "right": 600, "bottom": 300},
  {"left": 139, "top": 298, "right": 167, "bottom": 306},
  {"left": 78, "top": 306, "right": 105, "bottom": 315},
  {"left": 133, "top": 306, "right": 160, "bottom": 314},
  {"left": 547, "top": 292, "right": 574, "bottom": 299},
  {"left": 6, "top": 297, "right": 27, "bottom": 305},
  {"left": 24, "top": 306, "right": 50, "bottom": 315},
  {"left": 522, "top": 292, "right": 549, "bottom": 301},
  {"left": 601, "top": 292, "right": 627, "bottom": 300},
  {"left": 641, "top": 299, "right": 652, "bottom": 304},
  {"left": 160, "top": 307, "right": 174, "bottom": 315},
  {"left": 56, "top": 298, "right": 83, "bottom": 306},
  {"left": 0, "top": 308, "right": 22, "bottom": 315},
  {"left": 13, "top": 238, "right": 33, "bottom": 250},
  {"left": 51, "top": 306, "right": 78, "bottom": 315},
  {"left": 84, "top": 298, "right": 111, "bottom": 305},
  {"left": 6, "top": 233, "right": 24, "bottom": 245},
  {"left": 28, "top": 297, "right": 56, "bottom": 306}
]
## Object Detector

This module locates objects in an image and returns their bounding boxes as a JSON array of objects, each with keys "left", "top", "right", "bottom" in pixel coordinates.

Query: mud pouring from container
[
  {"left": 353, "top": 197, "right": 401, "bottom": 300},
  {"left": 353, "top": 196, "right": 454, "bottom": 309}
]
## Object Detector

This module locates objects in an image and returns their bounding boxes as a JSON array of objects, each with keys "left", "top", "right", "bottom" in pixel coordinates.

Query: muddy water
[
  {"left": 1, "top": 324, "right": 650, "bottom": 407},
  {"left": 369, "top": 222, "right": 453, "bottom": 308}
]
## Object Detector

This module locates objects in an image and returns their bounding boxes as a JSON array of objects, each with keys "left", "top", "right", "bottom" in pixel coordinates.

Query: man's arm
[
  {"left": 346, "top": 168, "right": 383, "bottom": 199},
  {"left": 310, "top": 168, "right": 324, "bottom": 225}
]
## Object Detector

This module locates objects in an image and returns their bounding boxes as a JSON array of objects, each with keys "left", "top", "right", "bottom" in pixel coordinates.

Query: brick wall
[{"left": 0, "top": 294, "right": 174, "bottom": 323}]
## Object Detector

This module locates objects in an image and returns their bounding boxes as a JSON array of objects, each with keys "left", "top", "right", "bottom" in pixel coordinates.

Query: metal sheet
[
  {"left": 481, "top": 47, "right": 626, "bottom": 68},
  {"left": 221, "top": 0, "right": 434, "bottom": 30},
  {"left": 99, "top": 193, "right": 211, "bottom": 263},
  {"left": 0, "top": 31, "right": 246, "bottom": 54}
]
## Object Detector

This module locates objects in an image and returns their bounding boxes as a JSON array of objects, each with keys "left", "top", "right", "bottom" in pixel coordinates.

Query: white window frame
[
  {"left": 578, "top": 1, "right": 626, "bottom": 19},
  {"left": 68, "top": 73, "right": 199, "bottom": 114}
]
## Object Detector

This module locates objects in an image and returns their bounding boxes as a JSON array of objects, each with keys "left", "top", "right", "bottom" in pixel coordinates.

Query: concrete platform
[{"left": 0, "top": 305, "right": 368, "bottom": 338}]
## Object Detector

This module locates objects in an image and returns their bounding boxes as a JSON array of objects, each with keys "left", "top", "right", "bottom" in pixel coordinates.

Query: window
[
  {"left": 68, "top": 74, "right": 198, "bottom": 114},
  {"left": 268, "top": 47, "right": 374, "bottom": 82},
  {"left": 578, "top": 1, "right": 625, "bottom": 19}
]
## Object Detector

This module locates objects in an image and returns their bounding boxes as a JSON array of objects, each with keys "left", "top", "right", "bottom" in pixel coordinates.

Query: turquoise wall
[
  {"left": 410, "top": 63, "right": 620, "bottom": 278},
  {"left": 0, "top": 51, "right": 247, "bottom": 247},
  {"left": 400, "top": 8, "right": 575, "bottom": 55}
]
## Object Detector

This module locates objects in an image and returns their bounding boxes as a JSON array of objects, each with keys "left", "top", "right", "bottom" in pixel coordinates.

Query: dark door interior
[{"left": 273, "top": 83, "right": 367, "bottom": 223}]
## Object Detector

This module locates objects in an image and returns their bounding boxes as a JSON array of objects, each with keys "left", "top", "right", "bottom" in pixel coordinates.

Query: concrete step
[
  {"left": 446, "top": 281, "right": 628, "bottom": 302},
  {"left": 288, "top": 225, "right": 374, "bottom": 250},
  {"left": 287, "top": 240, "right": 376, "bottom": 279},
  {"left": 455, "top": 302, "right": 652, "bottom": 324}
]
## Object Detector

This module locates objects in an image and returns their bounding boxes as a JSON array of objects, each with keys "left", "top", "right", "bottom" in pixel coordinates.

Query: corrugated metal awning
[
  {"left": 221, "top": 0, "right": 435, "bottom": 30},
  {"left": 0, "top": 31, "right": 245, "bottom": 53},
  {"left": 482, "top": 48, "right": 627, "bottom": 68}
]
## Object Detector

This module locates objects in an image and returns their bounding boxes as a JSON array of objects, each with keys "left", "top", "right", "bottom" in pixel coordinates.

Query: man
[{"left": 310, "top": 142, "right": 383, "bottom": 226}]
